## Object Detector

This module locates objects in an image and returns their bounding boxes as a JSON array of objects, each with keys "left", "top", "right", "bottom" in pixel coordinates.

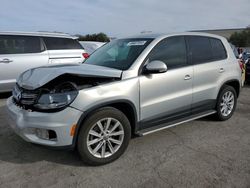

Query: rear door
[
  {"left": 43, "top": 37, "right": 85, "bottom": 64},
  {"left": 186, "top": 36, "right": 228, "bottom": 113},
  {"left": 0, "top": 35, "right": 48, "bottom": 92}
]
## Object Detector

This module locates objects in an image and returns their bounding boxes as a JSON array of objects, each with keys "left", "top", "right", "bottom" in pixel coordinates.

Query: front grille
[{"left": 13, "top": 84, "right": 39, "bottom": 108}]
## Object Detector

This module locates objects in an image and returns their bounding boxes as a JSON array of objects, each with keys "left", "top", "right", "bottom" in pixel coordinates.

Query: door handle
[
  {"left": 184, "top": 75, "right": 191, "bottom": 80},
  {"left": 0, "top": 58, "right": 13, "bottom": 63},
  {"left": 219, "top": 68, "right": 225, "bottom": 73}
]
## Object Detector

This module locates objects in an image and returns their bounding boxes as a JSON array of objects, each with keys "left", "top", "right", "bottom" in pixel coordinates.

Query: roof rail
[{"left": 0, "top": 31, "right": 77, "bottom": 39}]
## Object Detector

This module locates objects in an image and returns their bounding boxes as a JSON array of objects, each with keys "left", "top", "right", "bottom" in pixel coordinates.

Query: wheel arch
[
  {"left": 72, "top": 100, "right": 138, "bottom": 148},
  {"left": 219, "top": 79, "right": 240, "bottom": 98}
]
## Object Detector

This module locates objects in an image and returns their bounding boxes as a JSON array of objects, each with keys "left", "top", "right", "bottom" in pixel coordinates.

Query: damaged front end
[
  {"left": 13, "top": 75, "right": 120, "bottom": 112},
  {"left": 13, "top": 64, "right": 122, "bottom": 112}
]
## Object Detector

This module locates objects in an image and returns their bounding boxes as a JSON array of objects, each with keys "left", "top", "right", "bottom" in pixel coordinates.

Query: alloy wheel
[
  {"left": 220, "top": 91, "right": 235, "bottom": 117},
  {"left": 87, "top": 117, "right": 124, "bottom": 158}
]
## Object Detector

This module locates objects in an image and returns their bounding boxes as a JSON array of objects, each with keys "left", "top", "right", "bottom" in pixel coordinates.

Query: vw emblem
[
  {"left": 13, "top": 89, "right": 22, "bottom": 102},
  {"left": 16, "top": 91, "right": 22, "bottom": 101}
]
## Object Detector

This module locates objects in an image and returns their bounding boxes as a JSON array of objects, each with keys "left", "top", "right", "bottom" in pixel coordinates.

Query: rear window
[
  {"left": 0, "top": 35, "right": 42, "bottom": 54},
  {"left": 187, "top": 36, "right": 213, "bottom": 64},
  {"left": 43, "top": 37, "right": 83, "bottom": 50},
  {"left": 210, "top": 38, "right": 227, "bottom": 60}
]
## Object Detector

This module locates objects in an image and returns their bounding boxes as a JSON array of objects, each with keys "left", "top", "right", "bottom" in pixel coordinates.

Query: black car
[{"left": 245, "top": 54, "right": 250, "bottom": 83}]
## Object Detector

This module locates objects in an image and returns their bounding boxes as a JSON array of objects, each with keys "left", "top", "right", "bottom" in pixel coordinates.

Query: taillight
[{"left": 82, "top": 53, "right": 90, "bottom": 59}]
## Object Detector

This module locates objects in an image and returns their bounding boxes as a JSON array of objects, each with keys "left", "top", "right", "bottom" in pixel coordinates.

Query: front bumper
[{"left": 5, "top": 97, "right": 83, "bottom": 147}]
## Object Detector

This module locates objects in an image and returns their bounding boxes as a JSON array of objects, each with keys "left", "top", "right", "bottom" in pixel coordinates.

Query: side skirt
[{"left": 136, "top": 110, "right": 216, "bottom": 136}]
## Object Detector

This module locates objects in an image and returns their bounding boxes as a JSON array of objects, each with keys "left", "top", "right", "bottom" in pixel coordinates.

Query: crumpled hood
[{"left": 17, "top": 64, "right": 122, "bottom": 90}]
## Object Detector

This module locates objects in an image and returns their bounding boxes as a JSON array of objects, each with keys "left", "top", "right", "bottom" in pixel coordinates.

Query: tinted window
[
  {"left": 84, "top": 38, "right": 152, "bottom": 70},
  {"left": 0, "top": 35, "right": 42, "bottom": 54},
  {"left": 148, "top": 36, "right": 187, "bottom": 69},
  {"left": 230, "top": 43, "right": 239, "bottom": 58},
  {"left": 210, "top": 38, "right": 227, "bottom": 60},
  {"left": 43, "top": 37, "right": 83, "bottom": 50},
  {"left": 187, "top": 36, "right": 213, "bottom": 64}
]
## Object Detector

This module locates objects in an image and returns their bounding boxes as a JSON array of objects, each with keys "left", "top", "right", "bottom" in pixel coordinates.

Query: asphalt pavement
[{"left": 0, "top": 87, "right": 249, "bottom": 188}]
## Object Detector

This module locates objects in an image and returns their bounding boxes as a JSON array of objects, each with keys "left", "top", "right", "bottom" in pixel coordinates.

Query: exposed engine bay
[
  {"left": 13, "top": 74, "right": 120, "bottom": 112},
  {"left": 43, "top": 74, "right": 119, "bottom": 90}
]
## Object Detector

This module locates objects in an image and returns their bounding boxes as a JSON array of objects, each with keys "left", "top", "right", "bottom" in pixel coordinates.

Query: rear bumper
[{"left": 5, "top": 97, "right": 83, "bottom": 147}]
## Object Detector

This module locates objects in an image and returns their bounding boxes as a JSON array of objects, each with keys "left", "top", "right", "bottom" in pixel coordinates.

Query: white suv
[{"left": 0, "top": 32, "right": 88, "bottom": 93}]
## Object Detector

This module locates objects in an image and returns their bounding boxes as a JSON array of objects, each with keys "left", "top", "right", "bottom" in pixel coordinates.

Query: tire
[
  {"left": 215, "top": 85, "right": 237, "bottom": 121},
  {"left": 77, "top": 107, "right": 131, "bottom": 166}
]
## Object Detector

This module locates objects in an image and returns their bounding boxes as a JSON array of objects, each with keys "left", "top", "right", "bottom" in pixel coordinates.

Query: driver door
[{"left": 139, "top": 36, "right": 193, "bottom": 129}]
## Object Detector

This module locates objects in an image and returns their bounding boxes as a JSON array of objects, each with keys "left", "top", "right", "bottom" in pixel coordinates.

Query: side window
[
  {"left": 230, "top": 43, "right": 239, "bottom": 58},
  {"left": 43, "top": 37, "right": 83, "bottom": 50},
  {"left": 187, "top": 36, "right": 213, "bottom": 64},
  {"left": 148, "top": 36, "right": 187, "bottom": 69},
  {"left": 0, "top": 35, "right": 42, "bottom": 54},
  {"left": 210, "top": 38, "right": 227, "bottom": 60}
]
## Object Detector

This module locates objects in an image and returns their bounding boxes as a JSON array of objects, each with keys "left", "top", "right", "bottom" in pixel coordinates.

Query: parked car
[
  {"left": 6, "top": 32, "right": 241, "bottom": 165},
  {"left": 238, "top": 54, "right": 246, "bottom": 86},
  {"left": 79, "top": 41, "right": 106, "bottom": 54},
  {"left": 246, "top": 52, "right": 250, "bottom": 59},
  {"left": 0, "top": 32, "right": 88, "bottom": 93},
  {"left": 245, "top": 53, "right": 250, "bottom": 83}
]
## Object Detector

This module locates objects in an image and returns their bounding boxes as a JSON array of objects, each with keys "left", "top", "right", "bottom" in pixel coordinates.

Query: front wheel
[
  {"left": 77, "top": 107, "right": 131, "bottom": 166},
  {"left": 215, "top": 85, "right": 237, "bottom": 121}
]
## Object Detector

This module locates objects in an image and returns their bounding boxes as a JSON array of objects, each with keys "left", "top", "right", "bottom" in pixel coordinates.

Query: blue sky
[{"left": 0, "top": 0, "right": 249, "bottom": 37}]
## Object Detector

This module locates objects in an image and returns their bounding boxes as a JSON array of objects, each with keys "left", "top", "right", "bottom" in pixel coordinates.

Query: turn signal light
[{"left": 70, "top": 124, "right": 77, "bottom": 136}]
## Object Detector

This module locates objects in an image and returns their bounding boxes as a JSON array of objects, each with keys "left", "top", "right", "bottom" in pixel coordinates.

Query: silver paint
[{"left": 6, "top": 32, "right": 242, "bottom": 147}]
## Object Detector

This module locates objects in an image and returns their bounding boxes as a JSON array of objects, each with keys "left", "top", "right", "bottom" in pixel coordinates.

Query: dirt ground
[{"left": 0, "top": 86, "right": 249, "bottom": 188}]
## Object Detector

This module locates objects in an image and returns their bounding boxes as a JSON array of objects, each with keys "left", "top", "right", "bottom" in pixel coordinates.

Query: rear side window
[
  {"left": 187, "top": 36, "right": 213, "bottom": 64},
  {"left": 0, "top": 35, "right": 42, "bottom": 54},
  {"left": 148, "top": 36, "right": 187, "bottom": 69},
  {"left": 43, "top": 37, "right": 83, "bottom": 50},
  {"left": 230, "top": 43, "right": 239, "bottom": 58},
  {"left": 210, "top": 38, "right": 227, "bottom": 60}
]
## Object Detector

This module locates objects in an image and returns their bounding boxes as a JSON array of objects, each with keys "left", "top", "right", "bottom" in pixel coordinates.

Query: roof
[
  {"left": 127, "top": 33, "right": 164, "bottom": 39},
  {"left": 0, "top": 31, "right": 78, "bottom": 39},
  {"left": 123, "top": 32, "right": 226, "bottom": 40}
]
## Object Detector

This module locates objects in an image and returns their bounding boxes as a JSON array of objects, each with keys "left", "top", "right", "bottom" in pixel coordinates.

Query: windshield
[{"left": 84, "top": 38, "right": 153, "bottom": 70}]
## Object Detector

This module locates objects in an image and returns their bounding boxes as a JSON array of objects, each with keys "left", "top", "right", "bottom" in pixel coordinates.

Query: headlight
[{"left": 34, "top": 82, "right": 78, "bottom": 110}]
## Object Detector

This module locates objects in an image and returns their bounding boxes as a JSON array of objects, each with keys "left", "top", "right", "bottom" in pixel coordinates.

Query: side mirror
[{"left": 143, "top": 60, "right": 167, "bottom": 74}]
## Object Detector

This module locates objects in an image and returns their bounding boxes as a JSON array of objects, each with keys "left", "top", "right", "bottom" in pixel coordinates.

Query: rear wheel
[
  {"left": 215, "top": 85, "right": 237, "bottom": 121},
  {"left": 77, "top": 107, "right": 131, "bottom": 166}
]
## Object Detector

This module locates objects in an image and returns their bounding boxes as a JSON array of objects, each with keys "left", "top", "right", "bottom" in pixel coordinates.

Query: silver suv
[
  {"left": 6, "top": 32, "right": 241, "bottom": 165},
  {"left": 0, "top": 32, "right": 87, "bottom": 93}
]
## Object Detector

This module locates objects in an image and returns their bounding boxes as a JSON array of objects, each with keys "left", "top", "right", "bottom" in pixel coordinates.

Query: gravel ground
[{"left": 0, "top": 87, "right": 250, "bottom": 188}]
